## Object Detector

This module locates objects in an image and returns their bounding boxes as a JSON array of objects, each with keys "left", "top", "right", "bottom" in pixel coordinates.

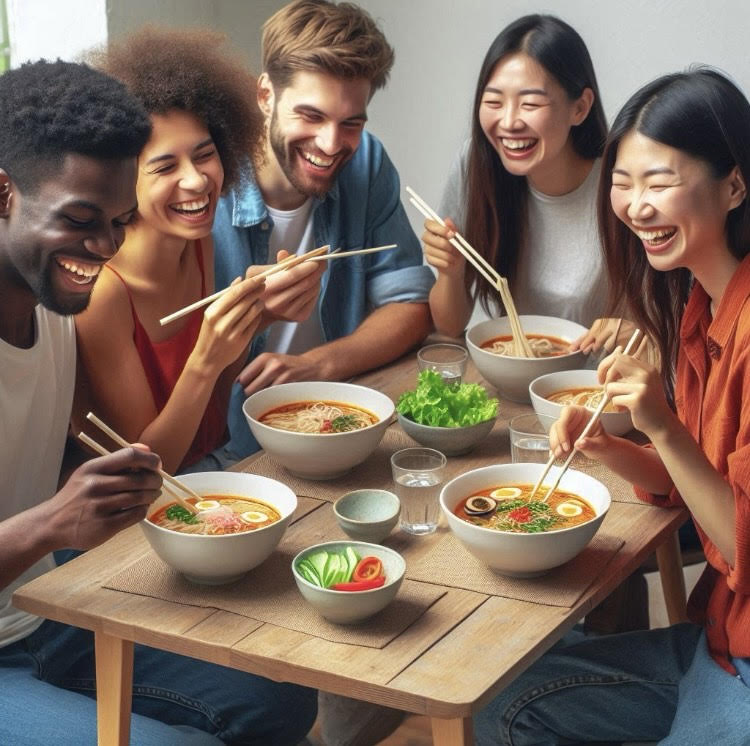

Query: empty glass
[
  {"left": 391, "top": 447, "right": 447, "bottom": 535},
  {"left": 508, "top": 413, "right": 550, "bottom": 463},
  {"left": 417, "top": 343, "right": 468, "bottom": 386}
]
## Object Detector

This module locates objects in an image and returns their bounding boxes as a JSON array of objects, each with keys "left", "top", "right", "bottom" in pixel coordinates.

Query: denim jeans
[
  {"left": 475, "top": 623, "right": 750, "bottom": 746},
  {"left": 0, "top": 619, "right": 317, "bottom": 746}
]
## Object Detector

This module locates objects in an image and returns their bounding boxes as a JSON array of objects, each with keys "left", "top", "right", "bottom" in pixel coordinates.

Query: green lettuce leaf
[{"left": 396, "top": 369, "right": 498, "bottom": 427}]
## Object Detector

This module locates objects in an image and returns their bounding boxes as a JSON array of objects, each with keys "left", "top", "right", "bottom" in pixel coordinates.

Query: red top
[
  {"left": 636, "top": 254, "right": 750, "bottom": 673},
  {"left": 105, "top": 240, "right": 227, "bottom": 470}
]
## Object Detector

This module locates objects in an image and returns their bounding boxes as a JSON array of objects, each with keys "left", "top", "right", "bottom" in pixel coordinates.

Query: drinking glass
[
  {"left": 391, "top": 447, "right": 447, "bottom": 535},
  {"left": 417, "top": 343, "right": 468, "bottom": 386},
  {"left": 509, "top": 413, "right": 550, "bottom": 463}
]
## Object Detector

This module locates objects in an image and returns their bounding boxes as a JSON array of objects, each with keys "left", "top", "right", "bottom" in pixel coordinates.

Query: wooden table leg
[
  {"left": 656, "top": 530, "right": 689, "bottom": 624},
  {"left": 431, "top": 715, "right": 473, "bottom": 745},
  {"left": 95, "top": 631, "right": 134, "bottom": 746}
]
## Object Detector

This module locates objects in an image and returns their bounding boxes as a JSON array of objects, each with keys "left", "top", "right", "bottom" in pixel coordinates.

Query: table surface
[{"left": 12, "top": 351, "right": 687, "bottom": 744}]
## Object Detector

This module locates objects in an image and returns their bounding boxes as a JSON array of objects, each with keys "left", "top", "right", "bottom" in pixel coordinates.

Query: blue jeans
[
  {"left": 0, "top": 619, "right": 317, "bottom": 746},
  {"left": 475, "top": 623, "right": 750, "bottom": 745}
]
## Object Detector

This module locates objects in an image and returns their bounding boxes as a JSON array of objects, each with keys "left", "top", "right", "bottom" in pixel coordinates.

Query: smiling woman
[{"left": 72, "top": 27, "right": 268, "bottom": 474}]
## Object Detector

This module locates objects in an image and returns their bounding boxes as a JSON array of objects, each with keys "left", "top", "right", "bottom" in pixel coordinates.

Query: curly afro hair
[
  {"left": 89, "top": 27, "right": 263, "bottom": 191},
  {"left": 0, "top": 59, "right": 151, "bottom": 191}
]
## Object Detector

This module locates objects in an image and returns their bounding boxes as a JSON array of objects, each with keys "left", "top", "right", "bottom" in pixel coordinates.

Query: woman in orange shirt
[{"left": 475, "top": 68, "right": 750, "bottom": 745}]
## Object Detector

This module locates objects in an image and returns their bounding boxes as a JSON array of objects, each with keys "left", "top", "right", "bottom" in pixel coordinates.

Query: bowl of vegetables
[
  {"left": 291, "top": 541, "right": 405, "bottom": 624},
  {"left": 396, "top": 370, "right": 498, "bottom": 456}
]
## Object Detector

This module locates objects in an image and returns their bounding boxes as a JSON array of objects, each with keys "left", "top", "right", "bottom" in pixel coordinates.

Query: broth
[
  {"left": 481, "top": 333, "right": 570, "bottom": 358},
  {"left": 547, "top": 386, "right": 616, "bottom": 412},
  {"left": 259, "top": 400, "right": 378, "bottom": 433},
  {"left": 454, "top": 483, "right": 595, "bottom": 533},
  {"left": 149, "top": 494, "right": 281, "bottom": 535}
]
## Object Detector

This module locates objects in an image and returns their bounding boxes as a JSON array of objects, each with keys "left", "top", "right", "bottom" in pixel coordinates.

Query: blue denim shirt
[{"left": 211, "top": 130, "right": 434, "bottom": 460}]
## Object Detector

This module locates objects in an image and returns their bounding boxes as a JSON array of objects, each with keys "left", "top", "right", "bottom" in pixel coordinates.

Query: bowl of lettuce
[{"left": 396, "top": 370, "right": 498, "bottom": 455}]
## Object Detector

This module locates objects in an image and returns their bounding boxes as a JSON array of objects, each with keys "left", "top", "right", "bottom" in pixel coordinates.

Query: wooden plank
[
  {"left": 95, "top": 631, "right": 133, "bottom": 746},
  {"left": 431, "top": 716, "right": 473, "bottom": 746},
  {"left": 656, "top": 529, "right": 689, "bottom": 624}
]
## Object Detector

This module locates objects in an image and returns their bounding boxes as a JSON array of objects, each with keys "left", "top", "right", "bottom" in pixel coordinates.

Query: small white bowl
[
  {"left": 440, "top": 462, "right": 610, "bottom": 577},
  {"left": 333, "top": 489, "right": 401, "bottom": 543},
  {"left": 141, "top": 471, "right": 297, "bottom": 585},
  {"left": 243, "top": 381, "right": 394, "bottom": 480},
  {"left": 292, "top": 541, "right": 405, "bottom": 624},
  {"left": 529, "top": 369, "right": 634, "bottom": 437},
  {"left": 397, "top": 412, "right": 496, "bottom": 456},
  {"left": 466, "top": 316, "right": 588, "bottom": 403}
]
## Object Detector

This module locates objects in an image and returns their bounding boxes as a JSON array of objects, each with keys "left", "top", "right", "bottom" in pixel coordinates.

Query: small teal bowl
[{"left": 333, "top": 489, "right": 401, "bottom": 543}]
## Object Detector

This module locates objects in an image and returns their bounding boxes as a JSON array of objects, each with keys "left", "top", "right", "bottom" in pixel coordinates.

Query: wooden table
[{"left": 12, "top": 353, "right": 688, "bottom": 746}]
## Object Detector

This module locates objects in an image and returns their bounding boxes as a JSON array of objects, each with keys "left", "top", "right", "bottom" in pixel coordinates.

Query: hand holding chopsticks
[
  {"left": 159, "top": 243, "right": 398, "bottom": 326},
  {"left": 528, "top": 329, "right": 642, "bottom": 503},
  {"left": 407, "top": 186, "right": 534, "bottom": 357},
  {"left": 80, "top": 412, "right": 201, "bottom": 514}
]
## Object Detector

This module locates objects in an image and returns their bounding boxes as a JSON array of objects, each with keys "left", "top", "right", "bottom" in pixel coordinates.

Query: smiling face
[
  {"left": 258, "top": 71, "right": 370, "bottom": 207},
  {"left": 610, "top": 130, "right": 744, "bottom": 276},
  {"left": 135, "top": 110, "right": 224, "bottom": 241},
  {"left": 0, "top": 154, "right": 137, "bottom": 318},
  {"left": 478, "top": 52, "right": 592, "bottom": 193}
]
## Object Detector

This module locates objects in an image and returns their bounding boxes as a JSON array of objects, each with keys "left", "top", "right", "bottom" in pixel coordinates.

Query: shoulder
[
  {"left": 338, "top": 131, "right": 392, "bottom": 186},
  {"left": 75, "top": 268, "right": 132, "bottom": 341}
]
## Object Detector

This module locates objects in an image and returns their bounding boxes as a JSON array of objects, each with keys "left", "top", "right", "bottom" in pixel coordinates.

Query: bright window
[{"left": 0, "top": 0, "right": 9, "bottom": 73}]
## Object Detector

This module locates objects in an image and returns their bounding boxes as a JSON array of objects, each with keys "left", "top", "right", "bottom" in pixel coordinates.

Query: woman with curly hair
[{"left": 76, "top": 27, "right": 322, "bottom": 474}]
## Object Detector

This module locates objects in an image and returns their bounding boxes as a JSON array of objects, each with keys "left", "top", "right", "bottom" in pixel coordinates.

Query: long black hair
[
  {"left": 464, "top": 14, "right": 607, "bottom": 312},
  {"left": 599, "top": 68, "right": 750, "bottom": 399}
]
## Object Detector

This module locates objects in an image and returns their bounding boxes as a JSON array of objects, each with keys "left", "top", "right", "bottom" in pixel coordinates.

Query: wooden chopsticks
[
  {"left": 528, "top": 329, "right": 642, "bottom": 503},
  {"left": 80, "top": 412, "right": 201, "bottom": 514},
  {"left": 406, "top": 186, "right": 534, "bottom": 357},
  {"left": 158, "top": 245, "right": 330, "bottom": 326}
]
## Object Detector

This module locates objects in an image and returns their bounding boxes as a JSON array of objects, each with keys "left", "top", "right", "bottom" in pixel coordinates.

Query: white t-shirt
[
  {"left": 439, "top": 142, "right": 607, "bottom": 329},
  {"left": 0, "top": 307, "right": 76, "bottom": 647},
  {"left": 264, "top": 199, "right": 327, "bottom": 355}
]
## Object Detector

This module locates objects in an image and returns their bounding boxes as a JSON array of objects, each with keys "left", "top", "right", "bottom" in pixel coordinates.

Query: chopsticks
[
  {"left": 528, "top": 329, "right": 642, "bottom": 503},
  {"left": 304, "top": 243, "right": 397, "bottom": 261},
  {"left": 80, "top": 412, "right": 201, "bottom": 514},
  {"left": 158, "top": 244, "right": 331, "bottom": 326},
  {"left": 406, "top": 186, "right": 534, "bottom": 357}
]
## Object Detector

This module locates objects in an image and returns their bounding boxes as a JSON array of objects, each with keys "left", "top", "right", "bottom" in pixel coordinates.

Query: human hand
[
  {"left": 46, "top": 446, "right": 162, "bottom": 550},
  {"left": 237, "top": 352, "right": 326, "bottom": 397},
  {"left": 549, "top": 404, "right": 611, "bottom": 460},
  {"left": 422, "top": 217, "right": 466, "bottom": 278},
  {"left": 190, "top": 275, "right": 265, "bottom": 376},
  {"left": 570, "top": 317, "right": 631, "bottom": 354},
  {"left": 259, "top": 249, "right": 324, "bottom": 324}
]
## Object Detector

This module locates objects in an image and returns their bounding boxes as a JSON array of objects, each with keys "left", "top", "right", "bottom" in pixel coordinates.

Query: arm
[
  {"left": 1, "top": 447, "right": 161, "bottom": 590},
  {"left": 238, "top": 301, "right": 432, "bottom": 395},
  {"left": 75, "top": 268, "right": 264, "bottom": 473}
]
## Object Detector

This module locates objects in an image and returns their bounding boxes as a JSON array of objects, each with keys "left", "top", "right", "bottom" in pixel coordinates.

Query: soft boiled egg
[
  {"left": 194, "top": 500, "right": 220, "bottom": 512},
  {"left": 240, "top": 510, "right": 269, "bottom": 524},
  {"left": 490, "top": 486, "right": 523, "bottom": 500},
  {"left": 556, "top": 501, "right": 583, "bottom": 517}
]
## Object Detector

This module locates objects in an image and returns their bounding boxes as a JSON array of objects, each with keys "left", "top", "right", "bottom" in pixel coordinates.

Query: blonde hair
[{"left": 262, "top": 0, "right": 394, "bottom": 92}]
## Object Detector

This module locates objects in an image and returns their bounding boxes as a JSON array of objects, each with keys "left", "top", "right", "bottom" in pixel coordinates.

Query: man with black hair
[{"left": 0, "top": 60, "right": 316, "bottom": 746}]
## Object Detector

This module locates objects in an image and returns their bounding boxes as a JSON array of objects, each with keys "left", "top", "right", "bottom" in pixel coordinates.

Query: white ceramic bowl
[
  {"left": 440, "top": 462, "right": 610, "bottom": 577},
  {"left": 141, "top": 471, "right": 297, "bottom": 585},
  {"left": 292, "top": 541, "right": 405, "bottom": 624},
  {"left": 529, "top": 369, "right": 634, "bottom": 437},
  {"left": 466, "top": 316, "right": 588, "bottom": 403},
  {"left": 397, "top": 412, "right": 496, "bottom": 456},
  {"left": 243, "top": 381, "right": 395, "bottom": 480}
]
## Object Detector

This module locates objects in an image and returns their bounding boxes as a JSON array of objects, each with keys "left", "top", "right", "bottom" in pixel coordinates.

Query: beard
[
  {"left": 37, "top": 261, "right": 92, "bottom": 316},
  {"left": 267, "top": 108, "right": 352, "bottom": 199}
]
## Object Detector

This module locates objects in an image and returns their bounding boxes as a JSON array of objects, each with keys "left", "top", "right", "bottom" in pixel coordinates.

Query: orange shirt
[{"left": 636, "top": 253, "right": 750, "bottom": 673}]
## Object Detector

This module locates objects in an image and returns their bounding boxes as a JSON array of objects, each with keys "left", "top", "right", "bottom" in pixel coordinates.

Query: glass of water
[
  {"left": 508, "top": 414, "right": 550, "bottom": 463},
  {"left": 391, "top": 447, "right": 447, "bottom": 535},
  {"left": 417, "top": 343, "right": 468, "bottom": 386}
]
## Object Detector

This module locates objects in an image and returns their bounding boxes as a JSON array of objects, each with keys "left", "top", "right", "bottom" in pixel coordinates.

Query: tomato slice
[
  {"left": 331, "top": 576, "right": 386, "bottom": 592},
  {"left": 352, "top": 556, "right": 383, "bottom": 582}
]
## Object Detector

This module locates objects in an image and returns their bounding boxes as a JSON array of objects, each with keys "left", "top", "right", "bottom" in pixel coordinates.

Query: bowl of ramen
[
  {"left": 292, "top": 541, "right": 406, "bottom": 624},
  {"left": 440, "top": 462, "right": 610, "bottom": 577},
  {"left": 141, "top": 471, "right": 297, "bottom": 584},
  {"left": 529, "top": 369, "right": 634, "bottom": 437},
  {"left": 243, "top": 381, "right": 394, "bottom": 480},
  {"left": 466, "top": 316, "right": 588, "bottom": 403}
]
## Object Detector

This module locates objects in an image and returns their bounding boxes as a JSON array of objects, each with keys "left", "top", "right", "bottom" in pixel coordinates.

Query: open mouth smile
[
  {"left": 55, "top": 257, "right": 102, "bottom": 286},
  {"left": 635, "top": 227, "right": 677, "bottom": 250},
  {"left": 501, "top": 137, "right": 538, "bottom": 157},
  {"left": 169, "top": 196, "right": 211, "bottom": 217},
  {"left": 299, "top": 149, "right": 335, "bottom": 171}
]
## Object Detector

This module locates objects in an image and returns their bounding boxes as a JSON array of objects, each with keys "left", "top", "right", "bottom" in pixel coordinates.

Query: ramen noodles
[
  {"left": 547, "top": 386, "right": 616, "bottom": 412},
  {"left": 454, "top": 483, "right": 595, "bottom": 533},
  {"left": 149, "top": 495, "right": 281, "bottom": 535},
  {"left": 481, "top": 333, "right": 569, "bottom": 358},
  {"left": 259, "top": 400, "right": 378, "bottom": 433}
]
